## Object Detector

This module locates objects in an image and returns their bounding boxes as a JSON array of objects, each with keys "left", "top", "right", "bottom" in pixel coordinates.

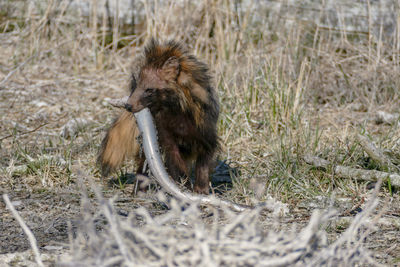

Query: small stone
[
  {"left": 375, "top": 110, "right": 399, "bottom": 125},
  {"left": 11, "top": 200, "right": 22, "bottom": 207},
  {"left": 31, "top": 100, "right": 48, "bottom": 107},
  {"left": 60, "top": 118, "right": 90, "bottom": 138}
]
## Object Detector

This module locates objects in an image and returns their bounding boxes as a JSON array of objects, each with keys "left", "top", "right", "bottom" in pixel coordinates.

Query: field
[{"left": 0, "top": 0, "right": 399, "bottom": 266}]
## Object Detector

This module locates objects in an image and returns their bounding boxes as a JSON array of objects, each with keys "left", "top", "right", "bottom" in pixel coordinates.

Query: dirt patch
[{"left": 0, "top": 189, "right": 78, "bottom": 254}]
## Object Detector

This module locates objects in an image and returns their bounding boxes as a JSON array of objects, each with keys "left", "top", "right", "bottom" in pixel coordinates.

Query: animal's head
[
  {"left": 125, "top": 39, "right": 216, "bottom": 128},
  {"left": 126, "top": 40, "right": 183, "bottom": 113}
]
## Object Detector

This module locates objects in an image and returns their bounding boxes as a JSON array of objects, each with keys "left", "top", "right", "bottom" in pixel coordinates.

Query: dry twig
[
  {"left": 304, "top": 155, "right": 400, "bottom": 187},
  {"left": 59, "top": 187, "right": 380, "bottom": 266},
  {"left": 107, "top": 96, "right": 129, "bottom": 108},
  {"left": 0, "top": 123, "right": 48, "bottom": 142},
  {"left": 2, "top": 194, "right": 45, "bottom": 267},
  {"left": 356, "top": 133, "right": 397, "bottom": 171}
]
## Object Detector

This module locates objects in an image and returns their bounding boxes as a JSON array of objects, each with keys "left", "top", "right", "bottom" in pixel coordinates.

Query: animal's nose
[{"left": 124, "top": 103, "right": 133, "bottom": 112}]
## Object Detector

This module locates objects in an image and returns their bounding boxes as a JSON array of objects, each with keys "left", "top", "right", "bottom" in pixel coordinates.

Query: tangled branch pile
[{"left": 60, "top": 189, "right": 380, "bottom": 267}]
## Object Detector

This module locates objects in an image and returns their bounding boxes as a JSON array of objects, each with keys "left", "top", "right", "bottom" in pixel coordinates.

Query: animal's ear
[{"left": 161, "top": 56, "right": 180, "bottom": 81}]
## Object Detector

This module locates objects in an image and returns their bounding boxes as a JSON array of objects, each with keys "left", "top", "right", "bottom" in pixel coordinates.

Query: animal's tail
[{"left": 98, "top": 110, "right": 140, "bottom": 176}]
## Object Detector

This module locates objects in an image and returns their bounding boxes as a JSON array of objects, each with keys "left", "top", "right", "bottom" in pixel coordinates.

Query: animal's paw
[{"left": 193, "top": 185, "right": 210, "bottom": 195}]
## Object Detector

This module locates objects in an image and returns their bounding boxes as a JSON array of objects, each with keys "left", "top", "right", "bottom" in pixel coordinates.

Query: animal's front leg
[
  {"left": 194, "top": 153, "right": 211, "bottom": 194},
  {"left": 163, "top": 139, "right": 190, "bottom": 184}
]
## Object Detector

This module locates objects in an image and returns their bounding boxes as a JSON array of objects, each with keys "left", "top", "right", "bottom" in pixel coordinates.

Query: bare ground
[{"left": 1, "top": 0, "right": 400, "bottom": 266}]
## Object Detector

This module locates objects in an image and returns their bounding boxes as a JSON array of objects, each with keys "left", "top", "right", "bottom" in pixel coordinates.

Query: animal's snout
[
  {"left": 124, "top": 103, "right": 133, "bottom": 112},
  {"left": 125, "top": 98, "right": 145, "bottom": 113}
]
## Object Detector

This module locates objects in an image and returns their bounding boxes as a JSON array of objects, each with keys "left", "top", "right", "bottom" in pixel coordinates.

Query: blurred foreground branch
[
  {"left": 2, "top": 195, "right": 44, "bottom": 267},
  {"left": 59, "top": 183, "right": 380, "bottom": 266}
]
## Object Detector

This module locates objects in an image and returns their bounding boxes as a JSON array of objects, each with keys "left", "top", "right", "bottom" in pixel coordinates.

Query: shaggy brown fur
[{"left": 98, "top": 39, "right": 219, "bottom": 194}]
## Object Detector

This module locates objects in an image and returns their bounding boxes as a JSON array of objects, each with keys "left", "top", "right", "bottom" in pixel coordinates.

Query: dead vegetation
[
  {"left": 58, "top": 182, "right": 381, "bottom": 267},
  {"left": 1, "top": 0, "right": 400, "bottom": 266}
]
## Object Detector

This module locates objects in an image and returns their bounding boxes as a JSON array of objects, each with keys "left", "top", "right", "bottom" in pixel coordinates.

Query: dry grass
[
  {"left": 59, "top": 182, "right": 381, "bottom": 267},
  {"left": 1, "top": 0, "right": 400, "bottom": 265}
]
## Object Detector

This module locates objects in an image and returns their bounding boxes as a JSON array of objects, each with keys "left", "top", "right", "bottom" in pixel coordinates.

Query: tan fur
[
  {"left": 98, "top": 110, "right": 140, "bottom": 175},
  {"left": 178, "top": 72, "right": 209, "bottom": 103},
  {"left": 191, "top": 83, "right": 209, "bottom": 103},
  {"left": 177, "top": 71, "right": 191, "bottom": 85},
  {"left": 173, "top": 73, "right": 205, "bottom": 127},
  {"left": 185, "top": 91, "right": 204, "bottom": 127}
]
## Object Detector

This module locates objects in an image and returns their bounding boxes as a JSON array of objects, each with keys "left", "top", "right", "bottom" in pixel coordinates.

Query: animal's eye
[
  {"left": 143, "top": 88, "right": 156, "bottom": 98},
  {"left": 144, "top": 88, "right": 155, "bottom": 96}
]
